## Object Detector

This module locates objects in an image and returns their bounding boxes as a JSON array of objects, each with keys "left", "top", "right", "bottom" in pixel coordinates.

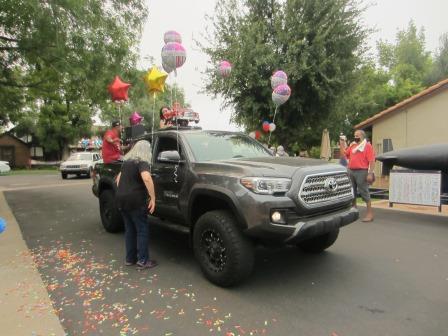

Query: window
[
  {"left": 184, "top": 132, "right": 271, "bottom": 161},
  {"left": 155, "top": 137, "right": 182, "bottom": 162},
  {"left": 383, "top": 139, "right": 393, "bottom": 153}
]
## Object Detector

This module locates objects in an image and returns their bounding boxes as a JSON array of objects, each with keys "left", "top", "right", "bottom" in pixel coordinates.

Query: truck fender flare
[{"left": 188, "top": 185, "right": 248, "bottom": 230}]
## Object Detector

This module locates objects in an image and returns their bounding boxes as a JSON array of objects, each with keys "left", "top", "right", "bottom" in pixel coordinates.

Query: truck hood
[{"left": 192, "top": 156, "right": 340, "bottom": 178}]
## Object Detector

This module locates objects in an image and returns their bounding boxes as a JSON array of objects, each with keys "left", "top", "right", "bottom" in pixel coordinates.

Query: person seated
[
  {"left": 159, "top": 106, "right": 173, "bottom": 129},
  {"left": 276, "top": 145, "right": 289, "bottom": 157}
]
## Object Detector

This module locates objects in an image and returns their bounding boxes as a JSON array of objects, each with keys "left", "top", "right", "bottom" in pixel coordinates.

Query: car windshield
[
  {"left": 184, "top": 132, "right": 272, "bottom": 161},
  {"left": 67, "top": 153, "right": 92, "bottom": 161}
]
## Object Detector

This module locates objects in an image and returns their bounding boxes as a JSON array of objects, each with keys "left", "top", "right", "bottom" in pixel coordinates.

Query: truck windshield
[{"left": 184, "top": 132, "right": 272, "bottom": 161}]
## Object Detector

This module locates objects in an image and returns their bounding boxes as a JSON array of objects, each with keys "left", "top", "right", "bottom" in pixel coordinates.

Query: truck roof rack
[{"left": 160, "top": 126, "right": 202, "bottom": 131}]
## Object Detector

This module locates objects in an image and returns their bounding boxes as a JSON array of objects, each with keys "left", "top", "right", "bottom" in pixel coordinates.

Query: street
[{"left": 2, "top": 174, "right": 448, "bottom": 336}]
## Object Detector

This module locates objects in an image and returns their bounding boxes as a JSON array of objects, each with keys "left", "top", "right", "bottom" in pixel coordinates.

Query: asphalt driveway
[{"left": 2, "top": 174, "right": 448, "bottom": 335}]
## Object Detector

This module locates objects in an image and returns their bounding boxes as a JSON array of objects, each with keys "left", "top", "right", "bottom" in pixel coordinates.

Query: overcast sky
[{"left": 139, "top": 0, "right": 448, "bottom": 131}]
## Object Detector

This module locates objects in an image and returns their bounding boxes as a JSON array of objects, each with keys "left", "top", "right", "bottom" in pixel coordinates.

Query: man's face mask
[{"left": 354, "top": 137, "right": 361, "bottom": 143}]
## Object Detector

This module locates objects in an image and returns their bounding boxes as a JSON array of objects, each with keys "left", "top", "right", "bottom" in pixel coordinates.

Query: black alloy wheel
[
  {"left": 200, "top": 228, "right": 227, "bottom": 273},
  {"left": 193, "top": 210, "right": 254, "bottom": 287}
]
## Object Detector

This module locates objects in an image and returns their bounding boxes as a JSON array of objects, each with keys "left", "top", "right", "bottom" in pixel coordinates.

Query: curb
[{"left": 0, "top": 191, "right": 66, "bottom": 335}]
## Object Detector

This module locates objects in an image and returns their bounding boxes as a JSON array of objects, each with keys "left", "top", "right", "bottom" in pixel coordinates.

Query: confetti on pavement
[{"left": 15, "top": 240, "right": 279, "bottom": 335}]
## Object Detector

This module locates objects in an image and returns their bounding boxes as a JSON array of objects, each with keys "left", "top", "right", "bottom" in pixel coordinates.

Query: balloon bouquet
[
  {"left": 161, "top": 30, "right": 187, "bottom": 118},
  {"left": 267, "top": 70, "right": 291, "bottom": 145}
]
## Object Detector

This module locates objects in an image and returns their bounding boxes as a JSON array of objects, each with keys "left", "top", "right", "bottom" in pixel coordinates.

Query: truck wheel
[
  {"left": 193, "top": 210, "right": 254, "bottom": 287},
  {"left": 61, "top": 173, "right": 67, "bottom": 179},
  {"left": 297, "top": 229, "right": 339, "bottom": 253},
  {"left": 99, "top": 190, "right": 124, "bottom": 233}
]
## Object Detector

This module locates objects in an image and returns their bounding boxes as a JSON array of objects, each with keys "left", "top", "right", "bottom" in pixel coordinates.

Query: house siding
[
  {"left": 370, "top": 88, "right": 448, "bottom": 175},
  {"left": 0, "top": 134, "right": 30, "bottom": 168}
]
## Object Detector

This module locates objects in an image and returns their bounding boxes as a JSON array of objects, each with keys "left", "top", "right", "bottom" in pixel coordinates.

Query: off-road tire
[
  {"left": 61, "top": 173, "right": 67, "bottom": 179},
  {"left": 297, "top": 229, "right": 339, "bottom": 253},
  {"left": 193, "top": 210, "right": 254, "bottom": 287},
  {"left": 99, "top": 189, "right": 124, "bottom": 233}
]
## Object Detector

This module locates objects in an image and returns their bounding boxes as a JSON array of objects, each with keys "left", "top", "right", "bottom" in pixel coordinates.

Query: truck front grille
[
  {"left": 66, "top": 165, "right": 80, "bottom": 169},
  {"left": 298, "top": 172, "right": 353, "bottom": 207}
]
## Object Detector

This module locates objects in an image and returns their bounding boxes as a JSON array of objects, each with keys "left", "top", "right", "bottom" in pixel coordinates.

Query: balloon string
[
  {"left": 169, "top": 72, "right": 173, "bottom": 109},
  {"left": 268, "top": 106, "right": 278, "bottom": 147},
  {"left": 117, "top": 101, "right": 124, "bottom": 148},
  {"left": 272, "top": 106, "right": 279, "bottom": 124},
  {"left": 151, "top": 93, "right": 156, "bottom": 173}
]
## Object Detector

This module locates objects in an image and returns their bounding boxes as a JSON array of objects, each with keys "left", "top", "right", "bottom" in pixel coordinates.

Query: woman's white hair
[{"left": 124, "top": 140, "right": 152, "bottom": 163}]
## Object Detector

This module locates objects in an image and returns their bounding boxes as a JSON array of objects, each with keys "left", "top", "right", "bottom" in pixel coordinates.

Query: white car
[
  {"left": 0, "top": 160, "right": 11, "bottom": 174},
  {"left": 60, "top": 152, "right": 102, "bottom": 179}
]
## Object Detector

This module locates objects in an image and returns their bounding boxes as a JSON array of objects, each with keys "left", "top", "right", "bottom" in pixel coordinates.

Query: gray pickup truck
[{"left": 92, "top": 128, "right": 359, "bottom": 286}]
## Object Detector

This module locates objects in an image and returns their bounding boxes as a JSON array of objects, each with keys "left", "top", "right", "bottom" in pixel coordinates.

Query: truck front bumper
[{"left": 245, "top": 206, "right": 359, "bottom": 244}]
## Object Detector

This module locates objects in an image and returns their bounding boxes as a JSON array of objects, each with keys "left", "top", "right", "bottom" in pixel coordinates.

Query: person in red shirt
[
  {"left": 102, "top": 121, "right": 123, "bottom": 163},
  {"left": 339, "top": 129, "right": 375, "bottom": 222}
]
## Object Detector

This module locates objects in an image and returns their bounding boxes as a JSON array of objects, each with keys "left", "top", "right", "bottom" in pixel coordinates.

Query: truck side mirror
[{"left": 157, "top": 150, "right": 184, "bottom": 164}]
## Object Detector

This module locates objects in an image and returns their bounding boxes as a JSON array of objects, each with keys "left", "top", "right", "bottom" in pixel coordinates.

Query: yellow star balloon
[{"left": 143, "top": 65, "right": 168, "bottom": 94}]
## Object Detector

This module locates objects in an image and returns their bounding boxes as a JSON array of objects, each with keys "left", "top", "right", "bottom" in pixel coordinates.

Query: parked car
[
  {"left": 60, "top": 152, "right": 102, "bottom": 179},
  {"left": 0, "top": 160, "right": 11, "bottom": 174}
]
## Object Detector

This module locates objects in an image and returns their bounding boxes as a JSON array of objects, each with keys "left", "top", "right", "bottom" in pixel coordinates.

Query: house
[
  {"left": 355, "top": 78, "right": 448, "bottom": 176},
  {"left": 0, "top": 133, "right": 31, "bottom": 168}
]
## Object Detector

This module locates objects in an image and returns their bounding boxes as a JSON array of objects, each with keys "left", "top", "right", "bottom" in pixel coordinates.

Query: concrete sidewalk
[
  {"left": 369, "top": 199, "right": 448, "bottom": 217},
  {"left": 0, "top": 192, "right": 65, "bottom": 336}
]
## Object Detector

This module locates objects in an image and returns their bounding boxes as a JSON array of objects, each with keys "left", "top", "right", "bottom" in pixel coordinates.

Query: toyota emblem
[{"left": 324, "top": 177, "right": 338, "bottom": 192}]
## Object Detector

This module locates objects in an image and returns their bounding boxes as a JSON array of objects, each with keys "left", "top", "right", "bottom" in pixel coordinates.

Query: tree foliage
[
  {"left": 0, "top": 0, "right": 148, "bottom": 157},
  {"left": 201, "top": 0, "right": 368, "bottom": 150},
  {"left": 427, "top": 33, "right": 448, "bottom": 84},
  {"left": 330, "top": 22, "right": 439, "bottom": 140}
]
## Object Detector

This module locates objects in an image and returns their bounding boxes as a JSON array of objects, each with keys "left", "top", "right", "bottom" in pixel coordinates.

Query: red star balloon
[{"left": 108, "top": 76, "right": 131, "bottom": 102}]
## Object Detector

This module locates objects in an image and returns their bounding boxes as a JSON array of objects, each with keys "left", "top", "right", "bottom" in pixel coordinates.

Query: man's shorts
[{"left": 348, "top": 169, "right": 370, "bottom": 202}]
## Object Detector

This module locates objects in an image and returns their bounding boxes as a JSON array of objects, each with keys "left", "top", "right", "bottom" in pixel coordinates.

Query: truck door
[{"left": 151, "top": 135, "right": 186, "bottom": 222}]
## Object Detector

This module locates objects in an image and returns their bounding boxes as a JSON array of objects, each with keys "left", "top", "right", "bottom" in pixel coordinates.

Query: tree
[
  {"left": 200, "top": 0, "right": 368, "bottom": 150},
  {"left": 377, "top": 21, "right": 431, "bottom": 98},
  {"left": 427, "top": 33, "right": 448, "bottom": 84},
  {"left": 328, "top": 21, "right": 436, "bottom": 141},
  {"left": 1, "top": 0, "right": 147, "bottom": 157}
]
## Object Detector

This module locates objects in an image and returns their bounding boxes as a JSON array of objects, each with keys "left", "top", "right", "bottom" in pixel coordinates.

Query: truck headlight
[
  {"left": 240, "top": 177, "right": 291, "bottom": 195},
  {"left": 80, "top": 164, "right": 88, "bottom": 168}
]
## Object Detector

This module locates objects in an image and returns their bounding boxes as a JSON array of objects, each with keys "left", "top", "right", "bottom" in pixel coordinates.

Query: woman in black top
[{"left": 116, "top": 140, "right": 157, "bottom": 269}]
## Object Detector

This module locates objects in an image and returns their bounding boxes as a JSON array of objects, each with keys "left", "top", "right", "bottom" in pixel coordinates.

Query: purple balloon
[
  {"left": 272, "top": 84, "right": 291, "bottom": 107},
  {"left": 164, "top": 30, "right": 182, "bottom": 44},
  {"left": 271, "top": 70, "right": 288, "bottom": 89}
]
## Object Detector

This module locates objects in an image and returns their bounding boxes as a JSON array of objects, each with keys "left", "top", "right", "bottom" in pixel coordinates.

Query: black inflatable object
[
  {"left": 377, "top": 143, "right": 448, "bottom": 172},
  {"left": 124, "top": 125, "right": 145, "bottom": 142}
]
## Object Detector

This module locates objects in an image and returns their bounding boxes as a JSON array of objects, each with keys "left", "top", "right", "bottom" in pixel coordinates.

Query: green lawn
[{"left": 5, "top": 168, "right": 59, "bottom": 175}]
